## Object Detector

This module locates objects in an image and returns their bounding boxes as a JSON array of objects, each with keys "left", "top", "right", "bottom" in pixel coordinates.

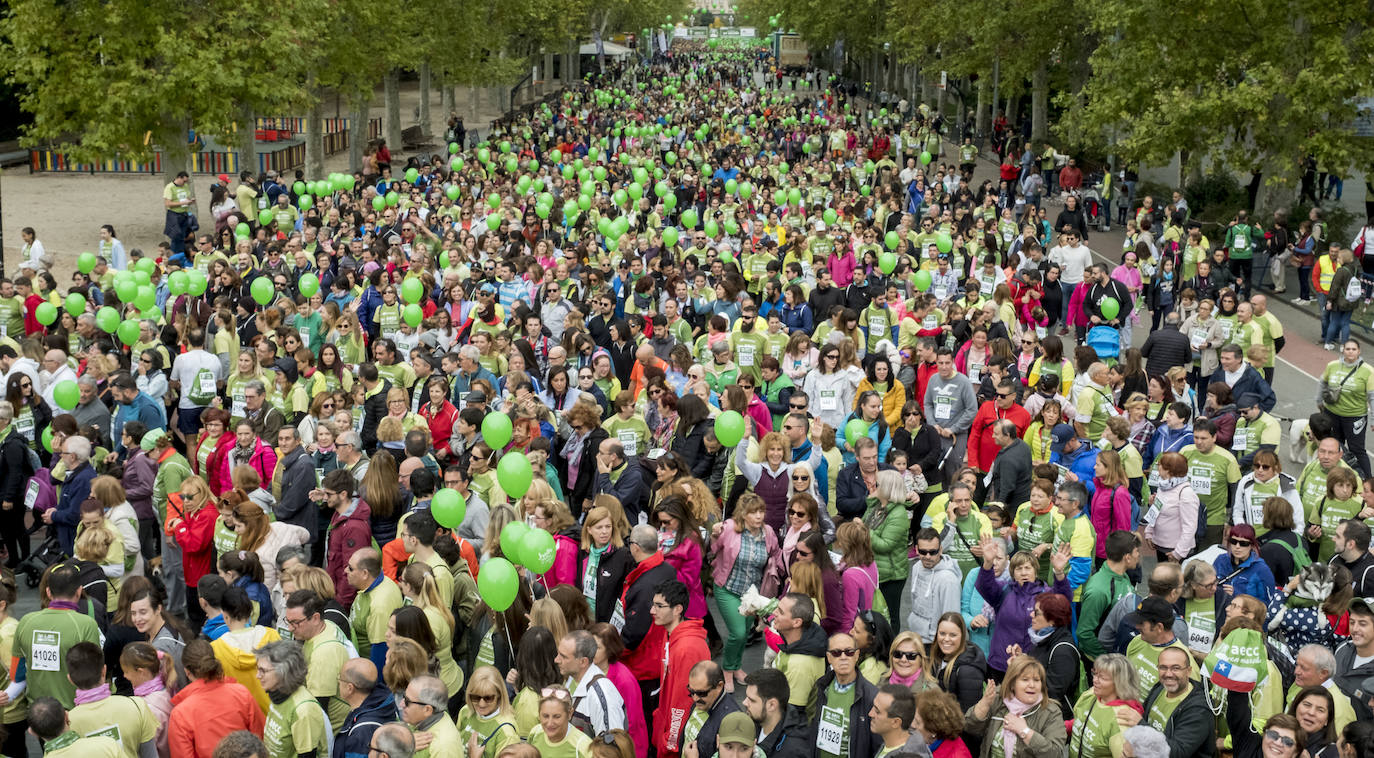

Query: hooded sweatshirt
[
  {"left": 333, "top": 684, "right": 397, "bottom": 758},
  {"left": 168, "top": 677, "right": 266, "bottom": 758},
  {"left": 654, "top": 618, "right": 711, "bottom": 758},
  {"left": 907, "top": 555, "right": 963, "bottom": 640},
  {"left": 776, "top": 622, "right": 830, "bottom": 718},
  {"left": 211, "top": 625, "right": 282, "bottom": 713}
]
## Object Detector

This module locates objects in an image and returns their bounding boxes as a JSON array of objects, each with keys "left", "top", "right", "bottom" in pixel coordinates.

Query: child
[
  {"left": 1010, "top": 270, "right": 1044, "bottom": 325},
  {"left": 218, "top": 550, "right": 274, "bottom": 629},
  {"left": 121, "top": 641, "right": 175, "bottom": 757},
  {"left": 292, "top": 298, "right": 324, "bottom": 358},
  {"left": 527, "top": 437, "right": 564, "bottom": 502},
  {"left": 888, "top": 449, "right": 927, "bottom": 503}
]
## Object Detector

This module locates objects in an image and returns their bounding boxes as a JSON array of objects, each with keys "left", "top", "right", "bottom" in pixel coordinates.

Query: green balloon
[
  {"left": 405, "top": 167, "right": 419, "bottom": 184},
  {"left": 401, "top": 278, "right": 424, "bottom": 305},
  {"left": 298, "top": 273, "right": 320, "bottom": 298},
  {"left": 1101, "top": 297, "right": 1121, "bottom": 320},
  {"left": 251, "top": 277, "right": 275, "bottom": 306},
  {"left": 64, "top": 292, "right": 86, "bottom": 317},
  {"left": 186, "top": 270, "right": 208, "bottom": 296},
  {"left": 773, "top": 189, "right": 787, "bottom": 206},
  {"left": 488, "top": 193, "right": 501, "bottom": 210},
  {"left": 95, "top": 306, "right": 119, "bottom": 333},
  {"left": 788, "top": 188, "right": 801, "bottom": 206},
  {"left": 297, "top": 194, "right": 312, "bottom": 211},
  {"left": 431, "top": 488, "right": 466, "bottom": 529},
  {"left": 446, "top": 185, "right": 460, "bottom": 201},
  {"left": 879, "top": 252, "right": 898, "bottom": 275},
  {"left": 913, "top": 269, "right": 933, "bottom": 292},
  {"left": 824, "top": 209, "right": 838, "bottom": 225},
  {"left": 134, "top": 270, "right": 151, "bottom": 286},
  {"left": 920, "top": 151, "right": 933, "bottom": 165},
  {"left": 167, "top": 270, "right": 188, "bottom": 295},
  {"left": 500, "top": 521, "right": 529, "bottom": 562},
  {"left": 522, "top": 529, "right": 556, "bottom": 574},
  {"left": 486, "top": 214, "right": 501, "bottom": 231},
  {"left": 403, "top": 303, "right": 423, "bottom": 328},
  {"left": 235, "top": 222, "right": 250, "bottom": 239},
  {"left": 476, "top": 557, "right": 519, "bottom": 611},
  {"left": 704, "top": 220, "right": 719, "bottom": 238},
  {"left": 936, "top": 233, "right": 953, "bottom": 254},
  {"left": 372, "top": 195, "right": 386, "bottom": 211},
  {"left": 482, "top": 413, "right": 513, "bottom": 449},
  {"left": 52, "top": 380, "right": 79, "bottom": 411},
  {"left": 77, "top": 252, "right": 97, "bottom": 275},
  {"left": 496, "top": 453, "right": 533, "bottom": 498},
  {"left": 714, "top": 411, "right": 746, "bottom": 447},
  {"left": 885, "top": 231, "right": 900, "bottom": 251},
  {"left": 117, "top": 319, "right": 140, "bottom": 347},
  {"left": 662, "top": 227, "right": 679, "bottom": 247},
  {"left": 845, "top": 419, "right": 870, "bottom": 446},
  {"left": 293, "top": 181, "right": 306, "bottom": 196},
  {"left": 135, "top": 285, "right": 156, "bottom": 312},
  {"left": 739, "top": 182, "right": 753, "bottom": 200},
  {"left": 385, "top": 191, "right": 399, "bottom": 207},
  {"left": 259, "top": 208, "right": 275, "bottom": 226},
  {"left": 35, "top": 302, "right": 57, "bottom": 325},
  {"left": 41, "top": 426, "right": 53, "bottom": 453},
  {"left": 681, "top": 209, "right": 699, "bottom": 229}
]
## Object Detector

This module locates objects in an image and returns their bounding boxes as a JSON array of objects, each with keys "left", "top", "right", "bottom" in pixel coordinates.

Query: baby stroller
[
  {"left": 1086, "top": 325, "right": 1122, "bottom": 366},
  {"left": 16, "top": 524, "right": 66, "bottom": 588}
]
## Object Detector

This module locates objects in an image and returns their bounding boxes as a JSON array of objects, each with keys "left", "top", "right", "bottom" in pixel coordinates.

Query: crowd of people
[{"left": 7, "top": 37, "right": 1374, "bottom": 758}]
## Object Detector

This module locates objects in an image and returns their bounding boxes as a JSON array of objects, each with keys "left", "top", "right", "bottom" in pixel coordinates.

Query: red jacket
[
  {"left": 621, "top": 552, "right": 672, "bottom": 682},
  {"left": 420, "top": 400, "right": 460, "bottom": 458},
  {"left": 328, "top": 500, "right": 373, "bottom": 608},
  {"left": 167, "top": 677, "right": 265, "bottom": 758},
  {"left": 196, "top": 430, "right": 237, "bottom": 496},
  {"left": 967, "top": 401, "right": 1032, "bottom": 472},
  {"left": 22, "top": 293, "right": 43, "bottom": 336},
  {"left": 915, "top": 361, "right": 939, "bottom": 410},
  {"left": 653, "top": 618, "right": 710, "bottom": 758},
  {"left": 172, "top": 495, "right": 219, "bottom": 588}
]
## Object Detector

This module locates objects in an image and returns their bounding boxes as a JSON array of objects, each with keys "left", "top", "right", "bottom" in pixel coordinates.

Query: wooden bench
[{"left": 401, "top": 125, "right": 434, "bottom": 150}]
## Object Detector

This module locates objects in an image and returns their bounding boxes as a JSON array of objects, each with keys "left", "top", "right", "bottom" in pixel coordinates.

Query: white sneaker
[{"left": 1325, "top": 342, "right": 1337, "bottom": 350}]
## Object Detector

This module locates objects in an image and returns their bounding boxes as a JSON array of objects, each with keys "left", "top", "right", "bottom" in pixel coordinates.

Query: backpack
[
  {"left": 1346, "top": 274, "right": 1364, "bottom": 304},
  {"left": 187, "top": 366, "right": 218, "bottom": 406},
  {"left": 569, "top": 674, "right": 610, "bottom": 737},
  {"left": 1261, "top": 531, "right": 1312, "bottom": 573}
]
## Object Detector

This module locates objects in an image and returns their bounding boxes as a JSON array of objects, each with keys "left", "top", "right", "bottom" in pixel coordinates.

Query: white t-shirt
[
  {"left": 170, "top": 349, "right": 224, "bottom": 409},
  {"left": 1051, "top": 243, "right": 1093, "bottom": 285}
]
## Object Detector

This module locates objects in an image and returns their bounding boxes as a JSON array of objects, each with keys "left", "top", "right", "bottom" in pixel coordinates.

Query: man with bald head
[
  {"left": 628, "top": 342, "right": 668, "bottom": 400},
  {"left": 809, "top": 633, "right": 881, "bottom": 758},
  {"left": 40, "top": 348, "right": 77, "bottom": 414},
  {"left": 346, "top": 547, "right": 403, "bottom": 669},
  {"left": 334, "top": 658, "right": 397, "bottom": 758},
  {"left": 683, "top": 660, "right": 742, "bottom": 758},
  {"left": 369, "top": 723, "right": 415, "bottom": 758}
]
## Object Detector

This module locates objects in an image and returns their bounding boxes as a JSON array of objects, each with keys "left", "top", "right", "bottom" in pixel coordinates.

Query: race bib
[
  {"left": 923, "top": 315, "right": 937, "bottom": 330},
  {"left": 933, "top": 285, "right": 949, "bottom": 301},
  {"left": 1190, "top": 328, "right": 1208, "bottom": 349},
  {"left": 231, "top": 391, "right": 246, "bottom": 418},
  {"left": 300, "top": 329, "right": 311, "bottom": 348},
  {"left": 738, "top": 344, "right": 756, "bottom": 367},
  {"left": 817, "top": 706, "right": 845, "bottom": 755},
  {"left": 15, "top": 414, "right": 33, "bottom": 441},
  {"left": 617, "top": 430, "right": 639, "bottom": 457},
  {"left": 820, "top": 390, "right": 839, "bottom": 412},
  {"left": 869, "top": 315, "right": 886, "bottom": 334},
  {"left": 24, "top": 480, "right": 39, "bottom": 511},
  {"left": 1035, "top": 326, "right": 1047, "bottom": 339},
  {"left": 610, "top": 600, "right": 626, "bottom": 632},
  {"left": 1187, "top": 624, "right": 1214, "bottom": 653},
  {"left": 1219, "top": 321, "right": 1233, "bottom": 341},
  {"left": 1190, "top": 473, "right": 1213, "bottom": 496},
  {"left": 198, "top": 371, "right": 217, "bottom": 396},
  {"left": 30, "top": 630, "right": 60, "bottom": 671},
  {"left": 968, "top": 365, "right": 981, "bottom": 383},
  {"left": 980, "top": 275, "right": 996, "bottom": 296},
  {"left": 934, "top": 396, "right": 954, "bottom": 421},
  {"left": 1232, "top": 429, "right": 1249, "bottom": 451}
]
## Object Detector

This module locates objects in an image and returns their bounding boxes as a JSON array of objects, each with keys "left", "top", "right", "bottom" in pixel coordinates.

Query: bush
[
  {"left": 1183, "top": 174, "right": 1248, "bottom": 224},
  {"left": 1288, "top": 202, "right": 1360, "bottom": 248}
]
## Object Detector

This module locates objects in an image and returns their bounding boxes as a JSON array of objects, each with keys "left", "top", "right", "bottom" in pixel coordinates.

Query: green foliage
[{"left": 1181, "top": 175, "right": 1249, "bottom": 224}]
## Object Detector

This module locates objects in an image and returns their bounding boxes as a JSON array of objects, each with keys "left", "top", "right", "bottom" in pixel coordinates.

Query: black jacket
[
  {"left": 1140, "top": 325, "right": 1192, "bottom": 376},
  {"left": 1142, "top": 680, "right": 1217, "bottom": 758},
  {"left": 759, "top": 708, "right": 811, "bottom": 758},
  {"left": 1084, "top": 279, "right": 1133, "bottom": 324},
  {"left": 0, "top": 427, "right": 32, "bottom": 505},
  {"left": 1055, "top": 206, "right": 1089, "bottom": 240},
  {"left": 836, "top": 462, "right": 897, "bottom": 520},
  {"left": 578, "top": 545, "right": 635, "bottom": 624},
  {"left": 807, "top": 672, "right": 881, "bottom": 758},
  {"left": 893, "top": 424, "right": 944, "bottom": 489},
  {"left": 990, "top": 438, "right": 1032, "bottom": 507},
  {"left": 1206, "top": 366, "right": 1276, "bottom": 412},
  {"left": 360, "top": 379, "right": 392, "bottom": 453},
  {"left": 671, "top": 421, "right": 713, "bottom": 480},
  {"left": 938, "top": 643, "right": 988, "bottom": 712},
  {"left": 333, "top": 684, "right": 397, "bottom": 758},
  {"left": 692, "top": 690, "right": 743, "bottom": 757},
  {"left": 808, "top": 284, "right": 847, "bottom": 320},
  {"left": 565, "top": 427, "right": 609, "bottom": 517},
  {"left": 621, "top": 556, "right": 677, "bottom": 652},
  {"left": 1028, "top": 626, "right": 1080, "bottom": 716},
  {"left": 275, "top": 445, "right": 320, "bottom": 542}
]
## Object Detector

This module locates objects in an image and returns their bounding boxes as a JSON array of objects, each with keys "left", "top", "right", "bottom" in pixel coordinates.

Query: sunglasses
[
  {"left": 539, "top": 687, "right": 570, "bottom": 701},
  {"left": 469, "top": 692, "right": 497, "bottom": 703},
  {"left": 917, "top": 548, "right": 940, "bottom": 556},
  {"left": 1254, "top": 463, "right": 1273, "bottom": 470},
  {"left": 892, "top": 650, "right": 921, "bottom": 661},
  {"left": 1264, "top": 731, "right": 1296, "bottom": 749},
  {"left": 827, "top": 648, "right": 858, "bottom": 658},
  {"left": 1229, "top": 538, "right": 1252, "bottom": 547},
  {"left": 686, "top": 685, "right": 715, "bottom": 698},
  {"left": 796, "top": 549, "right": 813, "bottom": 557},
  {"left": 789, "top": 404, "right": 807, "bottom": 410},
  {"left": 996, "top": 392, "right": 1014, "bottom": 399}
]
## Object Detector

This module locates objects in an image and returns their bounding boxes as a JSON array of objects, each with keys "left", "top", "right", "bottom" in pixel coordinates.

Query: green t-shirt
[
  {"left": 860, "top": 304, "right": 892, "bottom": 353},
  {"left": 263, "top": 688, "right": 329, "bottom": 758},
  {"left": 1321, "top": 360, "right": 1374, "bottom": 418},
  {"left": 945, "top": 513, "right": 985, "bottom": 576},
  {"left": 0, "top": 297, "right": 23, "bottom": 339},
  {"left": 303, "top": 621, "right": 354, "bottom": 731},
  {"left": 602, "top": 415, "right": 652, "bottom": 458},
  {"left": 1075, "top": 386, "right": 1115, "bottom": 441},
  {"left": 1181, "top": 445, "right": 1241, "bottom": 526},
  {"left": 731, "top": 331, "right": 769, "bottom": 382},
  {"left": 43, "top": 733, "right": 122, "bottom": 758},
  {"left": 16, "top": 608, "right": 102, "bottom": 709},
  {"left": 455, "top": 708, "right": 521, "bottom": 758},
  {"left": 1126, "top": 636, "right": 1195, "bottom": 694},
  {"left": 1227, "top": 224, "right": 1254, "bottom": 260},
  {"left": 214, "top": 516, "right": 239, "bottom": 557},
  {"left": 1146, "top": 684, "right": 1193, "bottom": 733},
  {"left": 1183, "top": 598, "right": 1217, "bottom": 654},
  {"left": 349, "top": 576, "right": 403, "bottom": 659},
  {"left": 817, "top": 680, "right": 857, "bottom": 758},
  {"left": 1013, "top": 505, "right": 1061, "bottom": 580},
  {"left": 1233, "top": 413, "right": 1281, "bottom": 460},
  {"left": 527, "top": 726, "right": 592, "bottom": 758},
  {"left": 1070, "top": 693, "right": 1126, "bottom": 758},
  {"left": 69, "top": 694, "right": 158, "bottom": 758}
]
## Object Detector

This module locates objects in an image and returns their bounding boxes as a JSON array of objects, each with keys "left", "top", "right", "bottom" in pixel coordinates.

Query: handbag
[{"left": 1321, "top": 360, "right": 1361, "bottom": 407}]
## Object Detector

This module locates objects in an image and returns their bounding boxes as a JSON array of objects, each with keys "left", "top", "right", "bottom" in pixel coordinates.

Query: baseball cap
[
  {"left": 716, "top": 712, "right": 756, "bottom": 747},
  {"left": 1049, "top": 423, "right": 1076, "bottom": 454},
  {"left": 466, "top": 390, "right": 487, "bottom": 404},
  {"left": 1137, "top": 597, "right": 1175, "bottom": 627},
  {"left": 1236, "top": 392, "right": 1261, "bottom": 411},
  {"left": 216, "top": 173, "right": 230, "bottom": 185},
  {"left": 140, "top": 429, "right": 167, "bottom": 452}
]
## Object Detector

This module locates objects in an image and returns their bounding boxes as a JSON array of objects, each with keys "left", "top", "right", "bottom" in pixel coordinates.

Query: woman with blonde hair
[
  {"left": 224, "top": 489, "right": 308, "bottom": 595},
  {"left": 734, "top": 428, "right": 824, "bottom": 532},
  {"left": 384, "top": 386, "right": 425, "bottom": 434},
  {"left": 1089, "top": 450, "right": 1133, "bottom": 561},
  {"left": 399, "top": 563, "right": 462, "bottom": 704},
  {"left": 710, "top": 493, "right": 784, "bottom": 691},
  {"left": 528, "top": 597, "right": 569, "bottom": 643},
  {"left": 527, "top": 685, "right": 592, "bottom": 758},
  {"left": 382, "top": 637, "right": 433, "bottom": 698},
  {"left": 278, "top": 565, "right": 349, "bottom": 632},
  {"left": 888, "top": 630, "right": 938, "bottom": 693},
  {"left": 168, "top": 475, "right": 218, "bottom": 627},
  {"left": 90, "top": 475, "right": 140, "bottom": 572},
  {"left": 454, "top": 666, "right": 521, "bottom": 758},
  {"left": 578, "top": 505, "right": 633, "bottom": 624},
  {"left": 1069, "top": 652, "right": 1142, "bottom": 758},
  {"left": 677, "top": 477, "right": 721, "bottom": 527},
  {"left": 864, "top": 469, "right": 910, "bottom": 628},
  {"left": 483, "top": 504, "right": 519, "bottom": 561}
]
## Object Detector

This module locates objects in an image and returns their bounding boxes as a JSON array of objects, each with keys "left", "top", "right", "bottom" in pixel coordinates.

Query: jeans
[
  {"left": 715, "top": 586, "right": 749, "bottom": 671},
  {"left": 1320, "top": 294, "right": 1332, "bottom": 338},
  {"left": 1299, "top": 266, "right": 1313, "bottom": 299},
  {"left": 1060, "top": 282, "right": 1079, "bottom": 324},
  {"left": 1326, "top": 308, "right": 1354, "bottom": 344}
]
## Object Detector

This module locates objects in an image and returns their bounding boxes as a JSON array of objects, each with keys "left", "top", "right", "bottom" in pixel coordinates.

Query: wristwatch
[{"left": 1020, "top": 728, "right": 1033, "bottom": 740}]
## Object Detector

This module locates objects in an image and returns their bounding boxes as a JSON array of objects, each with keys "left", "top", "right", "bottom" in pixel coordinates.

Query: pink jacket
[
  {"left": 828, "top": 249, "right": 857, "bottom": 287},
  {"left": 607, "top": 661, "right": 648, "bottom": 758},
  {"left": 710, "top": 520, "right": 786, "bottom": 593},
  {"left": 838, "top": 562, "right": 880, "bottom": 634},
  {"left": 1143, "top": 481, "right": 1200, "bottom": 557},
  {"left": 744, "top": 394, "right": 773, "bottom": 436},
  {"left": 221, "top": 438, "right": 277, "bottom": 489},
  {"left": 664, "top": 538, "right": 707, "bottom": 619},
  {"left": 539, "top": 534, "right": 580, "bottom": 589},
  {"left": 1091, "top": 477, "right": 1134, "bottom": 559}
]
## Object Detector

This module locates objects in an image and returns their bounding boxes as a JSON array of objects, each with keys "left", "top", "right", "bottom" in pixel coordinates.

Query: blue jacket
[
  {"left": 1207, "top": 366, "right": 1276, "bottom": 412},
  {"left": 333, "top": 683, "right": 396, "bottom": 758},
  {"left": 1052, "top": 443, "right": 1099, "bottom": 498},
  {"left": 779, "top": 302, "right": 813, "bottom": 334},
  {"left": 234, "top": 576, "right": 275, "bottom": 629},
  {"left": 450, "top": 367, "right": 498, "bottom": 406},
  {"left": 356, "top": 286, "right": 382, "bottom": 337},
  {"left": 1213, "top": 549, "right": 1276, "bottom": 610},
  {"left": 1150, "top": 425, "right": 1194, "bottom": 465},
  {"left": 837, "top": 412, "right": 891, "bottom": 466},
  {"left": 51, "top": 461, "right": 96, "bottom": 554},
  {"left": 112, "top": 392, "right": 167, "bottom": 452}
]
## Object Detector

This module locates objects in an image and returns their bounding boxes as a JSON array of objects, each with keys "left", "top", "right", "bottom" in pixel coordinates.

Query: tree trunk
[
  {"left": 441, "top": 83, "right": 455, "bottom": 122},
  {"left": 1031, "top": 64, "right": 1048, "bottom": 143},
  {"left": 305, "top": 100, "right": 325, "bottom": 179},
  {"left": 235, "top": 106, "right": 257, "bottom": 177},
  {"left": 419, "top": 62, "right": 432, "bottom": 134},
  {"left": 1255, "top": 159, "right": 1300, "bottom": 216},
  {"left": 161, "top": 119, "right": 194, "bottom": 198},
  {"left": 384, "top": 70, "right": 402, "bottom": 151},
  {"left": 975, "top": 78, "right": 987, "bottom": 138},
  {"left": 349, "top": 91, "right": 370, "bottom": 171}
]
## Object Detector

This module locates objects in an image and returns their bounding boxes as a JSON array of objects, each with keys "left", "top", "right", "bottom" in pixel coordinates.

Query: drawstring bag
[{"left": 1203, "top": 627, "right": 1268, "bottom": 693}]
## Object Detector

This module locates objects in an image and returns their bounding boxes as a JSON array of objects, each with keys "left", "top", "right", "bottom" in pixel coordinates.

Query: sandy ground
[{"left": 0, "top": 81, "right": 510, "bottom": 280}]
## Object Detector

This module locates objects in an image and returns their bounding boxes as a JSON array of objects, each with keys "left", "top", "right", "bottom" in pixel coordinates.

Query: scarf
[
  {"left": 889, "top": 669, "right": 923, "bottom": 688},
  {"left": 1028, "top": 625, "right": 1053, "bottom": 645},
  {"left": 1156, "top": 475, "right": 1188, "bottom": 492},
  {"left": 74, "top": 684, "right": 111, "bottom": 706},
  {"left": 268, "top": 686, "right": 292, "bottom": 705},
  {"left": 134, "top": 677, "right": 166, "bottom": 697},
  {"left": 1001, "top": 696, "right": 1038, "bottom": 758}
]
